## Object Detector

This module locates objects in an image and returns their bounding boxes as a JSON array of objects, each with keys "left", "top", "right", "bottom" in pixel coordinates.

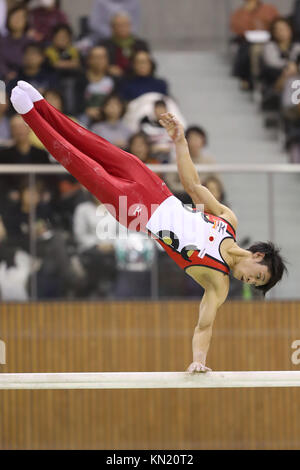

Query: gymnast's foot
[
  {"left": 10, "top": 86, "right": 33, "bottom": 115},
  {"left": 17, "top": 80, "right": 43, "bottom": 103}
]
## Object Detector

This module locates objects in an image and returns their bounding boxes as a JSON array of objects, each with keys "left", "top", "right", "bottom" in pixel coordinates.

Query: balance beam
[{"left": 0, "top": 371, "right": 300, "bottom": 390}]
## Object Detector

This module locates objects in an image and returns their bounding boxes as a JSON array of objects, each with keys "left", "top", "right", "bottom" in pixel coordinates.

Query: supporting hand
[{"left": 187, "top": 361, "right": 212, "bottom": 373}]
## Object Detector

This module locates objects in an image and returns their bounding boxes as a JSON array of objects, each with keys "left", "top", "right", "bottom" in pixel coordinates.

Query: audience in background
[
  {"left": 118, "top": 50, "right": 168, "bottom": 102},
  {"left": 45, "top": 24, "right": 80, "bottom": 73},
  {"left": 0, "top": 4, "right": 33, "bottom": 81},
  {"left": 28, "top": 0, "right": 69, "bottom": 44},
  {"left": 91, "top": 93, "right": 131, "bottom": 148},
  {"left": 73, "top": 195, "right": 117, "bottom": 298},
  {"left": 7, "top": 43, "right": 58, "bottom": 97},
  {"left": 231, "top": 0, "right": 279, "bottom": 89},
  {"left": 51, "top": 175, "right": 88, "bottom": 234},
  {"left": 231, "top": 0, "right": 279, "bottom": 36},
  {"left": 0, "top": 114, "right": 50, "bottom": 164},
  {"left": 89, "top": 0, "right": 141, "bottom": 42},
  {"left": 261, "top": 18, "right": 300, "bottom": 111},
  {"left": 139, "top": 99, "right": 173, "bottom": 163},
  {"left": 100, "top": 11, "right": 149, "bottom": 78},
  {"left": 75, "top": 45, "right": 115, "bottom": 124},
  {"left": 128, "top": 131, "right": 158, "bottom": 164},
  {"left": 0, "top": 0, "right": 8, "bottom": 35}
]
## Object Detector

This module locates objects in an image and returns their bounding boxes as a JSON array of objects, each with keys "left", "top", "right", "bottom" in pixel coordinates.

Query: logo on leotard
[{"left": 156, "top": 230, "right": 203, "bottom": 262}]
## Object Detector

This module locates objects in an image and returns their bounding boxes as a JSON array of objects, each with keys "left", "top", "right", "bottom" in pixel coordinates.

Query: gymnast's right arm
[{"left": 187, "top": 288, "right": 222, "bottom": 373}]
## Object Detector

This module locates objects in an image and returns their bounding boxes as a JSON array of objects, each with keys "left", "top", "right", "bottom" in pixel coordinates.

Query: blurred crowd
[
  {"left": 0, "top": 0, "right": 259, "bottom": 301},
  {"left": 230, "top": 0, "right": 300, "bottom": 163}
]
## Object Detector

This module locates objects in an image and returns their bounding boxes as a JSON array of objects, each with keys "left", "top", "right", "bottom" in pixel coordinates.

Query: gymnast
[{"left": 10, "top": 81, "right": 288, "bottom": 373}]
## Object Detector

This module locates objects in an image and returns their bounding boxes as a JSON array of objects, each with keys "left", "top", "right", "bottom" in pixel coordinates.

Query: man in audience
[
  {"left": 89, "top": 0, "right": 141, "bottom": 42},
  {"left": 101, "top": 12, "right": 149, "bottom": 77}
]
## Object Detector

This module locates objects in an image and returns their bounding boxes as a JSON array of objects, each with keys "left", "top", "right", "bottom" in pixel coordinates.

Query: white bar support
[{"left": 0, "top": 371, "right": 300, "bottom": 390}]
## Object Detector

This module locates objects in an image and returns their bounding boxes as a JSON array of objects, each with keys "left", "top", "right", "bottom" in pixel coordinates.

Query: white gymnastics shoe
[
  {"left": 10, "top": 86, "right": 34, "bottom": 114},
  {"left": 17, "top": 80, "right": 43, "bottom": 103}
]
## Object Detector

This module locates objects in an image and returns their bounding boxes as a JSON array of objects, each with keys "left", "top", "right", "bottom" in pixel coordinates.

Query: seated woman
[
  {"left": 117, "top": 50, "right": 169, "bottom": 102},
  {"left": 261, "top": 18, "right": 300, "bottom": 111},
  {"left": 0, "top": 4, "right": 33, "bottom": 82}
]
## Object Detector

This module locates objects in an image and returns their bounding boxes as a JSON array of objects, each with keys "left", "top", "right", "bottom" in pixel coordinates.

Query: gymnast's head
[{"left": 232, "top": 241, "right": 288, "bottom": 297}]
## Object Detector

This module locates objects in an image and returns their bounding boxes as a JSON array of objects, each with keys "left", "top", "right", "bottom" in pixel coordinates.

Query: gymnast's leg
[
  {"left": 10, "top": 86, "right": 172, "bottom": 231},
  {"left": 17, "top": 81, "right": 170, "bottom": 198}
]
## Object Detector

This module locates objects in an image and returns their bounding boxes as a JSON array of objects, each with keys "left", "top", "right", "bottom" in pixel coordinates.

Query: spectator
[
  {"left": 1, "top": 184, "right": 52, "bottom": 253},
  {"left": 51, "top": 175, "right": 88, "bottom": 234},
  {"left": 101, "top": 12, "right": 149, "bottom": 77},
  {"left": 45, "top": 24, "right": 80, "bottom": 74},
  {"left": 230, "top": 1, "right": 279, "bottom": 37},
  {"left": 164, "top": 126, "right": 216, "bottom": 201},
  {"left": 0, "top": 4, "right": 33, "bottom": 82},
  {"left": 90, "top": 93, "right": 131, "bottom": 148},
  {"left": 261, "top": 18, "right": 300, "bottom": 111},
  {"left": 0, "top": 99, "right": 12, "bottom": 149},
  {"left": 7, "top": 43, "right": 58, "bottom": 97},
  {"left": 118, "top": 50, "right": 168, "bottom": 102},
  {"left": 128, "top": 131, "right": 158, "bottom": 164},
  {"left": 73, "top": 195, "right": 117, "bottom": 297},
  {"left": 28, "top": 0, "right": 69, "bottom": 44},
  {"left": 75, "top": 45, "right": 115, "bottom": 124},
  {"left": 89, "top": 0, "right": 141, "bottom": 42},
  {"left": 0, "top": 114, "right": 50, "bottom": 164},
  {"left": 231, "top": 1, "right": 279, "bottom": 89},
  {"left": 139, "top": 99, "right": 174, "bottom": 163},
  {"left": 34, "top": 218, "right": 77, "bottom": 298}
]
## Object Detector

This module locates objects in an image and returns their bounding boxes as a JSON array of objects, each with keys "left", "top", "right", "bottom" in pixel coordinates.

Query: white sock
[
  {"left": 10, "top": 87, "right": 34, "bottom": 115},
  {"left": 17, "top": 81, "right": 43, "bottom": 103}
]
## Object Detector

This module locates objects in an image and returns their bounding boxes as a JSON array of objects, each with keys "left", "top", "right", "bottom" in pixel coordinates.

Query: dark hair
[
  {"left": 130, "top": 50, "right": 156, "bottom": 76},
  {"left": 23, "top": 43, "right": 44, "bottom": 56},
  {"left": 154, "top": 99, "right": 167, "bottom": 108},
  {"left": 52, "top": 23, "right": 73, "bottom": 40},
  {"left": 6, "top": 4, "right": 29, "bottom": 34},
  {"left": 202, "top": 175, "right": 226, "bottom": 204},
  {"left": 248, "top": 241, "right": 289, "bottom": 297},
  {"left": 128, "top": 131, "right": 150, "bottom": 151},
  {"left": 270, "top": 17, "right": 294, "bottom": 43},
  {"left": 186, "top": 125, "right": 208, "bottom": 146},
  {"left": 44, "top": 88, "right": 65, "bottom": 111},
  {"left": 101, "top": 93, "right": 127, "bottom": 120}
]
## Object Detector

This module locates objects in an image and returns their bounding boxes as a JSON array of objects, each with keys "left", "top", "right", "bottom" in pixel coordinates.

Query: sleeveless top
[{"left": 146, "top": 195, "right": 236, "bottom": 276}]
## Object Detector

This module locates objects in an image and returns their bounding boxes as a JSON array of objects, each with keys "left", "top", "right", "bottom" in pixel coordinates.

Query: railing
[{"left": 0, "top": 163, "right": 299, "bottom": 301}]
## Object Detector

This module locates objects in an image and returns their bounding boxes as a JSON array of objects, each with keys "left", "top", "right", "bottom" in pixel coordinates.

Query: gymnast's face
[{"left": 233, "top": 253, "right": 271, "bottom": 287}]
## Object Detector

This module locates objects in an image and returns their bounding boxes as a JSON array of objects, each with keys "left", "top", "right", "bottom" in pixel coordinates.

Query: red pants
[{"left": 22, "top": 100, "right": 172, "bottom": 232}]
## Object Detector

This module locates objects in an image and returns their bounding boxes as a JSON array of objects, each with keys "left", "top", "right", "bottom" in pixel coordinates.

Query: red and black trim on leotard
[{"left": 148, "top": 211, "right": 236, "bottom": 276}]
